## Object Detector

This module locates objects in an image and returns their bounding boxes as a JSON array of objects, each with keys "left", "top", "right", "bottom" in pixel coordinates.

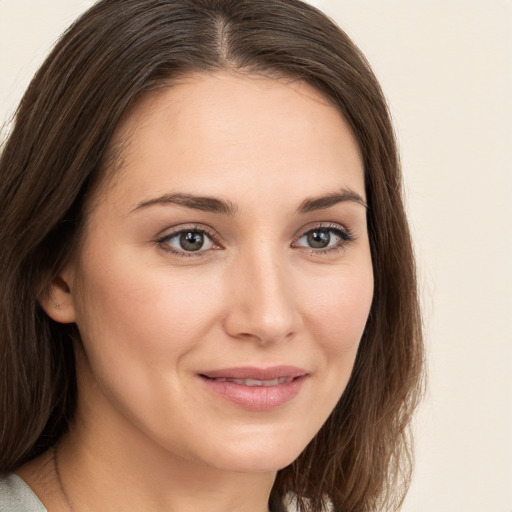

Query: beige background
[{"left": 1, "top": 1, "right": 511, "bottom": 511}]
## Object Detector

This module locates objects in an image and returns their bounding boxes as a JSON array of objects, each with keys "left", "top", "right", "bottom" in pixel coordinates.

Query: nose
[{"left": 223, "top": 247, "right": 301, "bottom": 345}]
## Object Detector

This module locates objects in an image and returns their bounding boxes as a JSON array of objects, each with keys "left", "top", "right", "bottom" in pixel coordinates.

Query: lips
[
  {"left": 199, "top": 366, "right": 308, "bottom": 410},
  {"left": 200, "top": 365, "right": 307, "bottom": 381},
  {"left": 208, "top": 376, "right": 294, "bottom": 386}
]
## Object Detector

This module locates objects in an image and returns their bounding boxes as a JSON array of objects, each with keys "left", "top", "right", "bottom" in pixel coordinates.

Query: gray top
[
  {"left": 0, "top": 472, "right": 290, "bottom": 511},
  {"left": 0, "top": 473, "right": 46, "bottom": 512}
]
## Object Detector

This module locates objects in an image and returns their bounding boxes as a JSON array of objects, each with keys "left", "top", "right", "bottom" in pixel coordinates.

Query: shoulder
[{"left": 0, "top": 473, "right": 47, "bottom": 512}]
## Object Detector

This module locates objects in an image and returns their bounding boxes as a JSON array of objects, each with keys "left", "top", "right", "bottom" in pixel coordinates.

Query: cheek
[
  {"left": 301, "top": 262, "right": 374, "bottom": 356},
  {"left": 72, "top": 248, "right": 222, "bottom": 363},
  {"left": 70, "top": 249, "right": 225, "bottom": 447},
  {"left": 291, "top": 260, "right": 373, "bottom": 442}
]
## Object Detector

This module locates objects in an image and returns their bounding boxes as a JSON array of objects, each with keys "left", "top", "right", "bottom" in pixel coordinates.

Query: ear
[{"left": 39, "top": 272, "right": 77, "bottom": 324}]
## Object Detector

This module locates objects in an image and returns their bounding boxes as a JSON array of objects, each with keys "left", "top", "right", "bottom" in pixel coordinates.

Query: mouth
[
  {"left": 201, "top": 376, "right": 296, "bottom": 387},
  {"left": 199, "top": 365, "right": 307, "bottom": 384},
  {"left": 198, "top": 366, "right": 308, "bottom": 410}
]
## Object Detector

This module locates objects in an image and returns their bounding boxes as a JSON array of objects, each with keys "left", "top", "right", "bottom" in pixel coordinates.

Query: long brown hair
[{"left": 0, "top": 1, "right": 424, "bottom": 510}]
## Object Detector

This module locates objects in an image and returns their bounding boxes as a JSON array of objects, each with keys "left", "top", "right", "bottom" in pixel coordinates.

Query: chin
[
  {"left": 196, "top": 434, "right": 309, "bottom": 474},
  {"left": 210, "top": 453, "right": 297, "bottom": 474}
]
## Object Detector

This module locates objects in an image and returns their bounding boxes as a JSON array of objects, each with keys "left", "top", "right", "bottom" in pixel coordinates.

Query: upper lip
[{"left": 199, "top": 366, "right": 308, "bottom": 380}]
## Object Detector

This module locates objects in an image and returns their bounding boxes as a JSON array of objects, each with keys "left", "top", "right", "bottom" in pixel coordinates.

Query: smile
[
  {"left": 199, "top": 366, "right": 308, "bottom": 411},
  {"left": 205, "top": 376, "right": 295, "bottom": 386}
]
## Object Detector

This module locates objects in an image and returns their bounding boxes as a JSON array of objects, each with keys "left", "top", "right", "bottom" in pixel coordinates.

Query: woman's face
[{"left": 58, "top": 72, "right": 373, "bottom": 473}]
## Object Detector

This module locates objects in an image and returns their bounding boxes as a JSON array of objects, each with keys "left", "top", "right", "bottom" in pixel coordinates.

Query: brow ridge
[
  {"left": 132, "top": 188, "right": 366, "bottom": 216},
  {"left": 131, "top": 193, "right": 238, "bottom": 215},
  {"left": 297, "top": 189, "right": 367, "bottom": 214}
]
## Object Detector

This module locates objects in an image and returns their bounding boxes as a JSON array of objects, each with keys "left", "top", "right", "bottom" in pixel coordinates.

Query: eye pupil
[
  {"left": 180, "top": 231, "right": 204, "bottom": 251},
  {"left": 307, "top": 229, "right": 330, "bottom": 248}
]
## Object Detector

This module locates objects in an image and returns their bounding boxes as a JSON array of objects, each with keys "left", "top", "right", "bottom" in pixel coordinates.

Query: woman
[{"left": 0, "top": 0, "right": 424, "bottom": 511}]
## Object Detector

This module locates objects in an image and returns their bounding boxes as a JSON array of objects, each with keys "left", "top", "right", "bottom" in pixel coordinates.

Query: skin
[{"left": 21, "top": 72, "right": 374, "bottom": 511}]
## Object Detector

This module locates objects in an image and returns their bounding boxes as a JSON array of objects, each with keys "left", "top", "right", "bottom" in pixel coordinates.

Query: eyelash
[
  {"left": 156, "top": 223, "right": 355, "bottom": 258},
  {"left": 156, "top": 225, "right": 221, "bottom": 258},
  {"left": 292, "top": 223, "right": 355, "bottom": 255}
]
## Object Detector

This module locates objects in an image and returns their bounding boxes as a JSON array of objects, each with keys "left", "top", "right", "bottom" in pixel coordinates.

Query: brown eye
[
  {"left": 162, "top": 229, "right": 216, "bottom": 253},
  {"left": 307, "top": 229, "right": 331, "bottom": 248},
  {"left": 294, "top": 226, "right": 353, "bottom": 252},
  {"left": 180, "top": 231, "right": 205, "bottom": 251}
]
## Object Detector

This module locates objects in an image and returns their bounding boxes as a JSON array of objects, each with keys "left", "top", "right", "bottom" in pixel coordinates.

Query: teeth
[
  {"left": 213, "top": 377, "right": 293, "bottom": 386},
  {"left": 240, "top": 378, "right": 279, "bottom": 387}
]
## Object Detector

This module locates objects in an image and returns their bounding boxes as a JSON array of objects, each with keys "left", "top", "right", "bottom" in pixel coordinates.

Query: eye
[
  {"left": 159, "top": 228, "right": 217, "bottom": 254},
  {"left": 294, "top": 226, "right": 353, "bottom": 252}
]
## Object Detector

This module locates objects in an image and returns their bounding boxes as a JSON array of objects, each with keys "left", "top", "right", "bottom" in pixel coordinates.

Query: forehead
[{"left": 101, "top": 71, "right": 365, "bottom": 209}]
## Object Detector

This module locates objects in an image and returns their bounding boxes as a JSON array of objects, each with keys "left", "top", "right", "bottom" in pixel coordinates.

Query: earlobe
[{"left": 39, "top": 274, "right": 77, "bottom": 324}]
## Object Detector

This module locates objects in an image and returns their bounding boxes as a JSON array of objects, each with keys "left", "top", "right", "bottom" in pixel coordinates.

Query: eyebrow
[
  {"left": 131, "top": 193, "right": 238, "bottom": 215},
  {"left": 297, "top": 188, "right": 367, "bottom": 213},
  {"left": 131, "top": 188, "right": 367, "bottom": 216}
]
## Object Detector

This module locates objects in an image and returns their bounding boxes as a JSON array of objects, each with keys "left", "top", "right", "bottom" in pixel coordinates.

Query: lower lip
[{"left": 200, "top": 375, "right": 307, "bottom": 411}]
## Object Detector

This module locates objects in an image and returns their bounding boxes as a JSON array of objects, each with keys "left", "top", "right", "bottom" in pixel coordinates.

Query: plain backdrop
[{"left": 1, "top": 1, "right": 511, "bottom": 511}]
